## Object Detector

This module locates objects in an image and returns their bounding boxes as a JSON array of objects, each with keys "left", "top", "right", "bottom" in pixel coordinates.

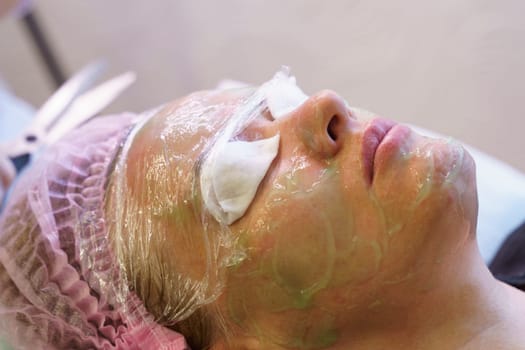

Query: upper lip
[{"left": 361, "top": 118, "right": 396, "bottom": 184}]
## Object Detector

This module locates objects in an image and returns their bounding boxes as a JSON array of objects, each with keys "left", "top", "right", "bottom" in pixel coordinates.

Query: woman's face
[{"left": 129, "top": 77, "right": 478, "bottom": 348}]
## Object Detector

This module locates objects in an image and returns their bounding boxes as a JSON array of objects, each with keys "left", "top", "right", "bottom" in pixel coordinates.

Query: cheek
[
  {"left": 225, "top": 188, "right": 352, "bottom": 348},
  {"left": 227, "top": 160, "right": 385, "bottom": 310},
  {"left": 242, "top": 167, "right": 342, "bottom": 298},
  {"left": 224, "top": 166, "right": 342, "bottom": 319},
  {"left": 267, "top": 200, "right": 339, "bottom": 304}
]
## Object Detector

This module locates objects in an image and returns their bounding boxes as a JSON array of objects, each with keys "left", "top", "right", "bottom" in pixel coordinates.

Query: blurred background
[{"left": 0, "top": 0, "right": 524, "bottom": 171}]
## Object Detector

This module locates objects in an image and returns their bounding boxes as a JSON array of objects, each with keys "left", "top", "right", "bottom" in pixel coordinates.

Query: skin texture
[{"left": 120, "top": 86, "right": 525, "bottom": 349}]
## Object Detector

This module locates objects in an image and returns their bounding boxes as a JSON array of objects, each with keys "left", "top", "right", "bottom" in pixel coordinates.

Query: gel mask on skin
[{"left": 200, "top": 69, "right": 308, "bottom": 224}]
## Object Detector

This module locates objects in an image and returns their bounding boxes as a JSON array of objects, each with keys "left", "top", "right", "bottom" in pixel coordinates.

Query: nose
[{"left": 284, "top": 90, "right": 352, "bottom": 159}]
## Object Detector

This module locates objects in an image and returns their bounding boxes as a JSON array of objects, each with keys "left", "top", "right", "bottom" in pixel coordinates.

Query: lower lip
[{"left": 373, "top": 124, "right": 411, "bottom": 177}]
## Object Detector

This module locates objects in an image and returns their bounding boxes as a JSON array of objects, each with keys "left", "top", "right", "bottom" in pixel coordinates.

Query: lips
[{"left": 361, "top": 118, "right": 396, "bottom": 184}]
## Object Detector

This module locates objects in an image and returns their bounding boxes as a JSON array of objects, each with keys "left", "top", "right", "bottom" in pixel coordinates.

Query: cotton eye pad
[
  {"left": 200, "top": 68, "right": 306, "bottom": 225},
  {"left": 201, "top": 134, "right": 280, "bottom": 225},
  {"left": 265, "top": 73, "right": 308, "bottom": 119}
]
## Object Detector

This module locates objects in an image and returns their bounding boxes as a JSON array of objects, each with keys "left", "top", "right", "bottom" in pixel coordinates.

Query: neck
[{"left": 333, "top": 241, "right": 525, "bottom": 349}]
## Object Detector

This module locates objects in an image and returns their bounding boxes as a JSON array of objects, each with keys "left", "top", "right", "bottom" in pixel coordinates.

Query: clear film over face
[{"left": 114, "top": 70, "right": 477, "bottom": 349}]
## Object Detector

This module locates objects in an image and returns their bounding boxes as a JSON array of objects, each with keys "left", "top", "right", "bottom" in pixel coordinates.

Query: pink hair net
[{"left": 0, "top": 114, "right": 189, "bottom": 349}]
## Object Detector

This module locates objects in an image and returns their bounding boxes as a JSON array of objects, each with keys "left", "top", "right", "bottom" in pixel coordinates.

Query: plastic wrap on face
[
  {"left": 0, "top": 113, "right": 188, "bottom": 349},
  {"left": 225, "top": 163, "right": 345, "bottom": 349},
  {"left": 0, "top": 68, "right": 309, "bottom": 349},
  {"left": 106, "top": 69, "right": 307, "bottom": 329},
  {"left": 200, "top": 68, "right": 308, "bottom": 225},
  {"left": 214, "top": 85, "right": 474, "bottom": 349},
  {"left": 106, "top": 100, "right": 229, "bottom": 327}
]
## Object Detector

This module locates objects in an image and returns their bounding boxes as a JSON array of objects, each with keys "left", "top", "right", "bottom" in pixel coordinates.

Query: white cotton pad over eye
[
  {"left": 265, "top": 75, "right": 308, "bottom": 119},
  {"left": 201, "top": 134, "right": 280, "bottom": 225}
]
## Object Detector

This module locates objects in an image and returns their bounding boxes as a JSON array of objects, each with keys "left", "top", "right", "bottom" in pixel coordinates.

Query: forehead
[
  {"left": 124, "top": 87, "right": 265, "bottom": 198},
  {"left": 132, "top": 88, "right": 255, "bottom": 158},
  {"left": 163, "top": 87, "right": 257, "bottom": 132}
]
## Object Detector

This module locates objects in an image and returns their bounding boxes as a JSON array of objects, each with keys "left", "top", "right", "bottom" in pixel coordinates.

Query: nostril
[{"left": 327, "top": 115, "right": 340, "bottom": 142}]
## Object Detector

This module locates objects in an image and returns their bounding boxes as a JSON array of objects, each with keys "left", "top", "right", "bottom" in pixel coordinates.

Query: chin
[
  {"left": 425, "top": 139, "right": 479, "bottom": 230},
  {"left": 430, "top": 138, "right": 476, "bottom": 189}
]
